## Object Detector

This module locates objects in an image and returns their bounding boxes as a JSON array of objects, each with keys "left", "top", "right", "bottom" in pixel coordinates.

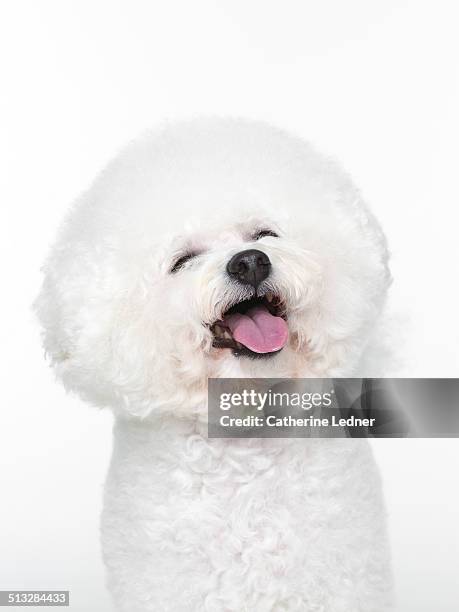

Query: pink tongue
[{"left": 224, "top": 305, "right": 289, "bottom": 354}]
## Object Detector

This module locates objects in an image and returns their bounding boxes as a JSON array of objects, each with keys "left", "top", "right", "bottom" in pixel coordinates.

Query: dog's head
[{"left": 36, "top": 119, "right": 390, "bottom": 418}]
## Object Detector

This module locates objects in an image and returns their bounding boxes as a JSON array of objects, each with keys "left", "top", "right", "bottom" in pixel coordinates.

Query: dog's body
[
  {"left": 103, "top": 422, "right": 391, "bottom": 612},
  {"left": 37, "top": 119, "right": 393, "bottom": 611}
]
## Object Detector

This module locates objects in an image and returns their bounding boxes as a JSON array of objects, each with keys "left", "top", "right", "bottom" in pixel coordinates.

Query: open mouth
[{"left": 210, "top": 293, "right": 289, "bottom": 358}]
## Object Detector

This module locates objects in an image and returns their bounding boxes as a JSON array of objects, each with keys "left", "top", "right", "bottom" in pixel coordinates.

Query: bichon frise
[{"left": 36, "top": 118, "right": 393, "bottom": 611}]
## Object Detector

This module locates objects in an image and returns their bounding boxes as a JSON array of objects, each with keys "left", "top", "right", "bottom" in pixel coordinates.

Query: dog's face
[
  {"left": 36, "top": 119, "right": 390, "bottom": 418},
  {"left": 156, "top": 211, "right": 322, "bottom": 378}
]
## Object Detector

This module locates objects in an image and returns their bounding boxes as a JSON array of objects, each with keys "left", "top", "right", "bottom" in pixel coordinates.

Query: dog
[{"left": 36, "top": 118, "right": 393, "bottom": 611}]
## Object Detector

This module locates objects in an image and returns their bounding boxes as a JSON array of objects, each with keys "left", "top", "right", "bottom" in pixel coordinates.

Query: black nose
[{"left": 226, "top": 249, "right": 271, "bottom": 289}]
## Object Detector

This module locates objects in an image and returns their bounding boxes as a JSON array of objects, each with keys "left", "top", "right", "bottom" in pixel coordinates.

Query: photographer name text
[{"left": 219, "top": 414, "right": 376, "bottom": 428}]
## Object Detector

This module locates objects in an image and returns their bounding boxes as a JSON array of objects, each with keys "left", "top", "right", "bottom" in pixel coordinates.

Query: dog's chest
[{"left": 101, "top": 419, "right": 388, "bottom": 611}]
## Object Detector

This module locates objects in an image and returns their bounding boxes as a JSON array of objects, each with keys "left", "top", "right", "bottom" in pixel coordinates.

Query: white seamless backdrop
[{"left": 1, "top": 1, "right": 458, "bottom": 611}]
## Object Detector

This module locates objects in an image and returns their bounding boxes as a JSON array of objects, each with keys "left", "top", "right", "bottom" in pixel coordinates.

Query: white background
[{"left": 1, "top": 1, "right": 458, "bottom": 610}]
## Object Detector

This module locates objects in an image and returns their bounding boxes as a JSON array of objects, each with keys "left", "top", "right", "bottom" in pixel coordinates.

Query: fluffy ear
[
  {"left": 34, "top": 234, "right": 123, "bottom": 410},
  {"left": 35, "top": 273, "right": 71, "bottom": 365},
  {"left": 34, "top": 218, "right": 210, "bottom": 418}
]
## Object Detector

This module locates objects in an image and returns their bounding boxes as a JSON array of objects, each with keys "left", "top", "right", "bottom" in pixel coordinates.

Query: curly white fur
[{"left": 36, "top": 118, "right": 393, "bottom": 611}]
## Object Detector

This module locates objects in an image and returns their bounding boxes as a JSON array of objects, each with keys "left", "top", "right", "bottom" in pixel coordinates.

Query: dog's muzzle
[{"left": 210, "top": 250, "right": 288, "bottom": 358}]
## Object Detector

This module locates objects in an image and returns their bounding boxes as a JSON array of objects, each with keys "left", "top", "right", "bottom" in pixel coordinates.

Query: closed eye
[
  {"left": 170, "top": 252, "right": 199, "bottom": 273},
  {"left": 252, "top": 229, "right": 279, "bottom": 240}
]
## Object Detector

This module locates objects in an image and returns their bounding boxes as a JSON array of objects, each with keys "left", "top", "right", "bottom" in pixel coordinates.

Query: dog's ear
[
  {"left": 33, "top": 232, "right": 126, "bottom": 410},
  {"left": 34, "top": 225, "right": 196, "bottom": 417},
  {"left": 34, "top": 261, "right": 85, "bottom": 400},
  {"left": 34, "top": 271, "right": 72, "bottom": 367}
]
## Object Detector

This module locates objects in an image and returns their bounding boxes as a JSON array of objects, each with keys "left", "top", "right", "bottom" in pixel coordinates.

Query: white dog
[{"left": 36, "top": 118, "right": 393, "bottom": 611}]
